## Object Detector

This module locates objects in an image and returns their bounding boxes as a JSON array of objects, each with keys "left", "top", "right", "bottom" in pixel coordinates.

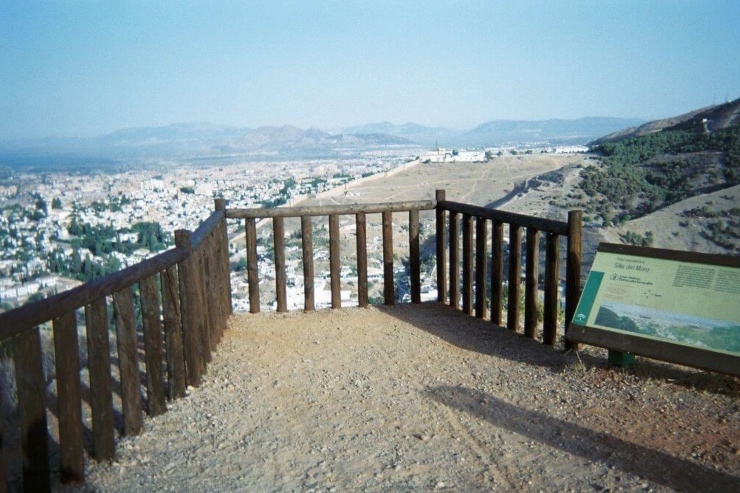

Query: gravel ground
[{"left": 63, "top": 304, "right": 739, "bottom": 492}]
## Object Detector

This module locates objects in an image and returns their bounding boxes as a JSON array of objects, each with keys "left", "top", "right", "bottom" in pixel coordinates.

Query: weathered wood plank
[
  {"left": 462, "top": 214, "right": 473, "bottom": 315},
  {"left": 449, "top": 212, "right": 459, "bottom": 309},
  {"left": 245, "top": 218, "right": 260, "bottom": 314},
  {"left": 439, "top": 200, "right": 568, "bottom": 236},
  {"left": 84, "top": 299, "right": 115, "bottom": 460},
  {"left": 0, "top": 392, "right": 5, "bottom": 493},
  {"left": 543, "top": 233, "right": 560, "bottom": 346},
  {"left": 13, "top": 328, "right": 50, "bottom": 493},
  {"left": 409, "top": 209, "right": 421, "bottom": 304},
  {"left": 383, "top": 211, "right": 394, "bottom": 305},
  {"left": 507, "top": 224, "right": 522, "bottom": 331},
  {"left": 176, "top": 230, "right": 204, "bottom": 386},
  {"left": 53, "top": 311, "right": 84, "bottom": 483},
  {"left": 215, "top": 199, "right": 233, "bottom": 316},
  {"left": 301, "top": 216, "right": 315, "bottom": 311},
  {"left": 329, "top": 214, "right": 341, "bottom": 309},
  {"left": 475, "top": 217, "right": 488, "bottom": 319},
  {"left": 161, "top": 266, "right": 186, "bottom": 399},
  {"left": 524, "top": 228, "right": 540, "bottom": 339},
  {"left": 490, "top": 222, "right": 504, "bottom": 326},
  {"left": 0, "top": 247, "right": 185, "bottom": 343},
  {"left": 140, "top": 275, "right": 166, "bottom": 416},
  {"left": 435, "top": 190, "right": 447, "bottom": 303},
  {"left": 190, "top": 210, "right": 224, "bottom": 250},
  {"left": 356, "top": 212, "right": 368, "bottom": 308},
  {"left": 273, "top": 217, "right": 287, "bottom": 313},
  {"left": 565, "top": 210, "right": 583, "bottom": 349},
  {"left": 113, "top": 287, "right": 143, "bottom": 436},
  {"left": 196, "top": 247, "right": 212, "bottom": 365},
  {"left": 226, "top": 200, "right": 436, "bottom": 219}
]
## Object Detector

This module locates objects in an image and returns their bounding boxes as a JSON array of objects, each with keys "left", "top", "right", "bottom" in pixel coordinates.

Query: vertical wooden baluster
[
  {"left": 329, "top": 214, "right": 341, "bottom": 309},
  {"left": 176, "top": 230, "right": 203, "bottom": 386},
  {"left": 543, "top": 233, "right": 560, "bottom": 346},
  {"left": 197, "top": 247, "right": 213, "bottom": 364},
  {"left": 382, "top": 211, "right": 394, "bottom": 305},
  {"left": 490, "top": 221, "right": 504, "bottom": 326},
  {"left": 140, "top": 275, "right": 166, "bottom": 416},
  {"left": 205, "top": 232, "right": 222, "bottom": 346},
  {"left": 475, "top": 217, "right": 488, "bottom": 319},
  {"left": 301, "top": 215, "right": 315, "bottom": 311},
  {"left": 53, "top": 311, "right": 84, "bottom": 483},
  {"left": 161, "top": 266, "right": 186, "bottom": 399},
  {"left": 524, "top": 228, "right": 540, "bottom": 339},
  {"left": 566, "top": 210, "right": 583, "bottom": 349},
  {"left": 14, "top": 327, "right": 50, "bottom": 493},
  {"left": 113, "top": 287, "right": 143, "bottom": 436},
  {"left": 215, "top": 199, "right": 233, "bottom": 316},
  {"left": 273, "top": 217, "right": 287, "bottom": 312},
  {"left": 85, "top": 299, "right": 115, "bottom": 460},
  {"left": 0, "top": 386, "right": 5, "bottom": 493},
  {"left": 409, "top": 209, "right": 421, "bottom": 304},
  {"left": 449, "top": 212, "right": 459, "bottom": 309},
  {"left": 356, "top": 212, "right": 368, "bottom": 307},
  {"left": 245, "top": 218, "right": 260, "bottom": 314},
  {"left": 508, "top": 224, "right": 522, "bottom": 331},
  {"left": 435, "top": 190, "right": 447, "bottom": 303},
  {"left": 462, "top": 214, "right": 473, "bottom": 315}
]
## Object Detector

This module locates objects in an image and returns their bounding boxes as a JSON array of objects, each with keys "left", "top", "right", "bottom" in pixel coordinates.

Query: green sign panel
[{"left": 574, "top": 249, "right": 740, "bottom": 356}]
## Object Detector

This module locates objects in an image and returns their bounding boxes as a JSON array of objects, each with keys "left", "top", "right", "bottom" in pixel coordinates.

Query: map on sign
[{"left": 573, "top": 250, "right": 740, "bottom": 356}]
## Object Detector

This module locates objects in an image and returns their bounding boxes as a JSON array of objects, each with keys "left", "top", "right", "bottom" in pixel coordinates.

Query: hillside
[{"left": 573, "top": 98, "right": 740, "bottom": 255}]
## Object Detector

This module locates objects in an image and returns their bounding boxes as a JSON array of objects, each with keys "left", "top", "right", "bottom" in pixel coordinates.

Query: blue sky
[{"left": 1, "top": 1, "right": 738, "bottom": 139}]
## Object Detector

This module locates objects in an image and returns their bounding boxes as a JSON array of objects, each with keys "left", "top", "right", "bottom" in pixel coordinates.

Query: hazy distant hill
[
  {"left": 342, "top": 118, "right": 644, "bottom": 148},
  {"left": 0, "top": 115, "right": 645, "bottom": 169},
  {"left": 592, "top": 98, "right": 740, "bottom": 144}
]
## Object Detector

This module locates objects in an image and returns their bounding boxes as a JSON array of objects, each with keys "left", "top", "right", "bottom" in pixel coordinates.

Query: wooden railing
[
  {"left": 225, "top": 200, "right": 437, "bottom": 311},
  {"left": 0, "top": 192, "right": 582, "bottom": 492},
  {"left": 435, "top": 189, "right": 582, "bottom": 346},
  {"left": 0, "top": 200, "right": 231, "bottom": 492}
]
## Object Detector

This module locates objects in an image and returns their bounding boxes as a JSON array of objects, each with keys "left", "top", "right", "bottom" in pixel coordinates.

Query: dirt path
[{"left": 66, "top": 304, "right": 739, "bottom": 492}]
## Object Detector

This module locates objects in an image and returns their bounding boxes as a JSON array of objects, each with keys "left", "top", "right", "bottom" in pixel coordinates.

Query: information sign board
[{"left": 567, "top": 243, "right": 740, "bottom": 376}]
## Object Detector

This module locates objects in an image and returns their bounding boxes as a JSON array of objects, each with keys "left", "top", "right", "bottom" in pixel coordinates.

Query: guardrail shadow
[{"left": 424, "top": 385, "right": 739, "bottom": 493}]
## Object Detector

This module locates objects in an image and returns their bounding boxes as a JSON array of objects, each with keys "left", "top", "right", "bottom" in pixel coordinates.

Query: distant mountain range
[{"left": 0, "top": 117, "right": 645, "bottom": 168}]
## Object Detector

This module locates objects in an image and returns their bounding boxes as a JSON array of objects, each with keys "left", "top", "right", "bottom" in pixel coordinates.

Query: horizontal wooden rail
[
  {"left": 225, "top": 200, "right": 436, "bottom": 219},
  {"left": 438, "top": 200, "right": 569, "bottom": 236},
  {"left": 0, "top": 247, "right": 187, "bottom": 342}
]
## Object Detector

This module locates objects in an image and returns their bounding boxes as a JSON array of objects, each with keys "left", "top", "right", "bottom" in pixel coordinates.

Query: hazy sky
[{"left": 1, "top": 1, "right": 738, "bottom": 139}]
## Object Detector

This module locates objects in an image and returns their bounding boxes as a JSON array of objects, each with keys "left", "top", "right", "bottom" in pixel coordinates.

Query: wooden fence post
[
  {"left": 475, "top": 217, "right": 488, "bottom": 319},
  {"left": 566, "top": 210, "right": 583, "bottom": 349},
  {"left": 175, "top": 230, "right": 203, "bottom": 386},
  {"left": 524, "top": 228, "right": 540, "bottom": 339},
  {"left": 215, "top": 199, "right": 233, "bottom": 316},
  {"left": 140, "top": 275, "right": 166, "bottom": 416},
  {"left": 409, "top": 209, "right": 421, "bottom": 303},
  {"left": 329, "top": 214, "right": 341, "bottom": 309},
  {"left": 462, "top": 214, "right": 473, "bottom": 315},
  {"left": 449, "top": 212, "right": 459, "bottom": 309},
  {"left": 507, "top": 224, "right": 522, "bottom": 331},
  {"left": 543, "top": 233, "right": 560, "bottom": 346},
  {"left": 356, "top": 212, "right": 368, "bottom": 308},
  {"left": 245, "top": 218, "right": 260, "bottom": 314},
  {"left": 435, "top": 190, "right": 447, "bottom": 303},
  {"left": 273, "top": 216, "right": 287, "bottom": 312},
  {"left": 13, "top": 327, "right": 50, "bottom": 493},
  {"left": 490, "top": 222, "right": 504, "bottom": 325},
  {"left": 161, "top": 266, "right": 186, "bottom": 399},
  {"left": 301, "top": 216, "right": 315, "bottom": 311},
  {"left": 85, "top": 299, "right": 115, "bottom": 460},
  {"left": 113, "top": 287, "right": 143, "bottom": 436},
  {"left": 53, "top": 311, "right": 84, "bottom": 483},
  {"left": 382, "top": 211, "right": 394, "bottom": 305}
]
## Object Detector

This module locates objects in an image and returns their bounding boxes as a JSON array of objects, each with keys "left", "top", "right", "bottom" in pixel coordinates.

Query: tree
[{"left": 52, "top": 197, "right": 63, "bottom": 209}]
